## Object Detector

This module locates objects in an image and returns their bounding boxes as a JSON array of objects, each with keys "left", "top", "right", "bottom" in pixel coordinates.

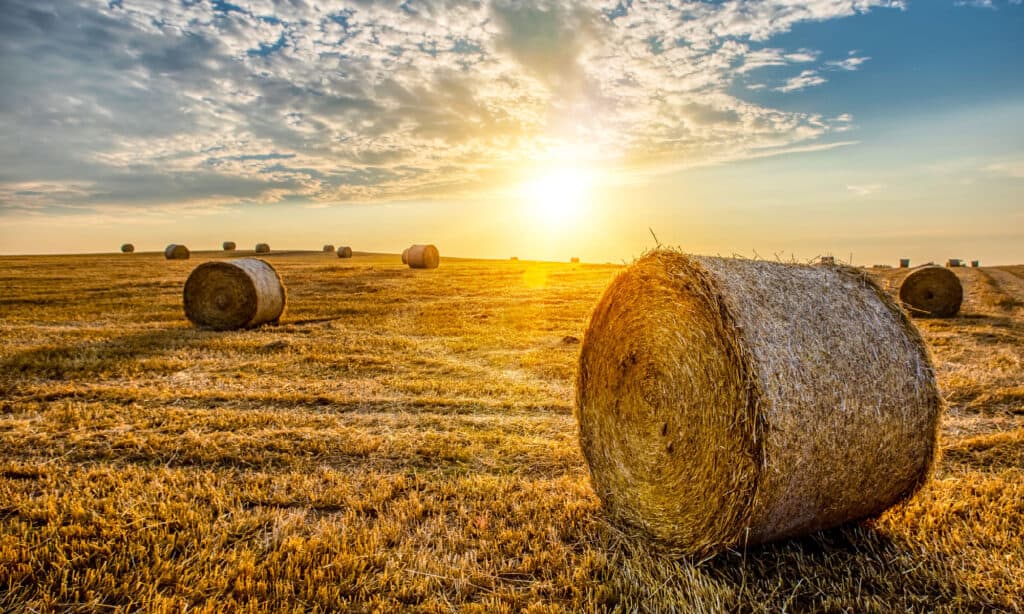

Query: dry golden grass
[{"left": 1, "top": 251, "right": 1021, "bottom": 612}]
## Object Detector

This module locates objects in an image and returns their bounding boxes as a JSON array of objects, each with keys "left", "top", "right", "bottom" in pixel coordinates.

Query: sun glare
[{"left": 520, "top": 167, "right": 592, "bottom": 230}]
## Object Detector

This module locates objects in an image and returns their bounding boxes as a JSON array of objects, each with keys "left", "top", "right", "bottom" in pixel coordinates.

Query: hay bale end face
[
  {"left": 899, "top": 265, "right": 963, "bottom": 318},
  {"left": 323, "top": 244, "right": 335, "bottom": 253},
  {"left": 401, "top": 248, "right": 410, "bottom": 264},
  {"left": 223, "top": 241, "right": 236, "bottom": 251},
  {"left": 336, "top": 246, "right": 353, "bottom": 258},
  {"left": 120, "top": 243, "right": 134, "bottom": 253},
  {"left": 407, "top": 244, "right": 439, "bottom": 269},
  {"left": 183, "top": 258, "right": 286, "bottom": 330},
  {"left": 164, "top": 244, "right": 190, "bottom": 260},
  {"left": 254, "top": 243, "right": 270, "bottom": 254},
  {"left": 576, "top": 250, "right": 941, "bottom": 554}
]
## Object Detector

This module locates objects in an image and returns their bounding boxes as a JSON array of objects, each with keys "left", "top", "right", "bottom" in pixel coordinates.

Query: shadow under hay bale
[
  {"left": 254, "top": 243, "right": 270, "bottom": 254},
  {"left": 223, "top": 241, "right": 236, "bottom": 251},
  {"left": 336, "top": 246, "right": 353, "bottom": 258},
  {"left": 406, "top": 244, "right": 439, "bottom": 269},
  {"left": 164, "top": 244, "right": 190, "bottom": 260},
  {"left": 576, "top": 250, "right": 941, "bottom": 555},
  {"left": 183, "top": 258, "right": 286, "bottom": 330},
  {"left": 120, "top": 243, "right": 134, "bottom": 253},
  {"left": 323, "top": 244, "right": 335, "bottom": 253},
  {"left": 898, "top": 265, "right": 963, "bottom": 318}
]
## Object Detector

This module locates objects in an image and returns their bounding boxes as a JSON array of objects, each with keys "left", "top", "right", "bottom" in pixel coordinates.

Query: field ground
[{"left": 1, "top": 252, "right": 1022, "bottom": 612}]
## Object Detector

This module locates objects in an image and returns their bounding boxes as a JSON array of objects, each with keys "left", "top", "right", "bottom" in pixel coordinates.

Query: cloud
[
  {"left": 776, "top": 70, "right": 828, "bottom": 92},
  {"left": 955, "top": 0, "right": 1022, "bottom": 7},
  {"left": 827, "top": 54, "right": 871, "bottom": 70},
  {"left": 0, "top": 0, "right": 905, "bottom": 214},
  {"left": 984, "top": 160, "right": 1024, "bottom": 178},
  {"left": 847, "top": 183, "right": 884, "bottom": 196}
]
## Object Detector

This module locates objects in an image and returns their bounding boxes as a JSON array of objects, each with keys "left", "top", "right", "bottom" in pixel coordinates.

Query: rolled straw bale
[
  {"left": 401, "top": 248, "right": 410, "bottom": 264},
  {"left": 898, "top": 265, "right": 963, "bottom": 318},
  {"left": 946, "top": 259, "right": 962, "bottom": 268},
  {"left": 183, "top": 258, "right": 286, "bottom": 330},
  {"left": 336, "top": 246, "right": 353, "bottom": 258},
  {"left": 407, "top": 244, "right": 439, "bottom": 269},
  {"left": 120, "top": 243, "right": 134, "bottom": 253},
  {"left": 899, "top": 258, "right": 910, "bottom": 268},
  {"left": 576, "top": 250, "right": 941, "bottom": 554},
  {"left": 254, "top": 243, "right": 270, "bottom": 254},
  {"left": 971, "top": 260, "right": 980, "bottom": 268},
  {"left": 165, "top": 244, "right": 190, "bottom": 260},
  {"left": 223, "top": 241, "right": 236, "bottom": 251},
  {"left": 323, "top": 244, "right": 335, "bottom": 253},
  {"left": 571, "top": 257, "right": 580, "bottom": 263},
  {"left": 511, "top": 256, "right": 519, "bottom": 261},
  {"left": 820, "top": 255, "right": 836, "bottom": 265}
]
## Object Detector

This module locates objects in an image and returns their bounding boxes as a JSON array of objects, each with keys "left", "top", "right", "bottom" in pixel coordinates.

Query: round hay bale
[
  {"left": 183, "top": 258, "right": 286, "bottom": 330},
  {"left": 898, "top": 265, "right": 963, "bottom": 318},
  {"left": 401, "top": 248, "right": 410, "bottom": 264},
  {"left": 819, "top": 255, "right": 836, "bottom": 265},
  {"left": 899, "top": 258, "right": 910, "bottom": 268},
  {"left": 223, "top": 241, "right": 236, "bottom": 251},
  {"left": 511, "top": 256, "right": 519, "bottom": 261},
  {"left": 120, "top": 243, "right": 134, "bottom": 253},
  {"left": 971, "top": 260, "right": 980, "bottom": 268},
  {"left": 576, "top": 250, "right": 941, "bottom": 554},
  {"left": 165, "top": 244, "right": 190, "bottom": 260},
  {"left": 570, "top": 257, "right": 580, "bottom": 263},
  {"left": 336, "top": 246, "right": 353, "bottom": 258},
  {"left": 254, "top": 243, "right": 270, "bottom": 254},
  {"left": 323, "top": 244, "right": 335, "bottom": 253},
  {"left": 407, "top": 244, "right": 439, "bottom": 269}
]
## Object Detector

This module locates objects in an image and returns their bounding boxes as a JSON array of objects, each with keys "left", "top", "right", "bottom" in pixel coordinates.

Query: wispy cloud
[
  {"left": 984, "top": 160, "right": 1024, "bottom": 178},
  {"left": 847, "top": 183, "right": 884, "bottom": 196},
  {"left": 0, "top": 0, "right": 905, "bottom": 214}
]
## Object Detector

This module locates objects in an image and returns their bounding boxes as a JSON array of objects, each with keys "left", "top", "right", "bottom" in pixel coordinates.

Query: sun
[{"left": 520, "top": 167, "right": 592, "bottom": 230}]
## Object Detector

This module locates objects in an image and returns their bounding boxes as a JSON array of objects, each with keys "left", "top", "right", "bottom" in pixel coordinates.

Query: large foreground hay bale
[
  {"left": 576, "top": 250, "right": 940, "bottom": 554},
  {"left": 183, "top": 258, "right": 285, "bottom": 330},
  {"left": 120, "top": 243, "right": 134, "bottom": 253},
  {"left": 165, "top": 244, "right": 190, "bottom": 260},
  {"left": 407, "top": 244, "right": 439, "bottom": 269},
  {"left": 898, "top": 265, "right": 963, "bottom": 318},
  {"left": 323, "top": 244, "right": 335, "bottom": 253},
  {"left": 254, "top": 243, "right": 270, "bottom": 254},
  {"left": 336, "top": 246, "right": 353, "bottom": 258},
  {"left": 223, "top": 241, "right": 236, "bottom": 251}
]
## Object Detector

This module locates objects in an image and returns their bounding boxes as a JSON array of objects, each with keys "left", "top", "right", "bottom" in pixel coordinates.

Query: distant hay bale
[
  {"left": 254, "top": 243, "right": 270, "bottom": 254},
  {"left": 164, "top": 244, "right": 190, "bottom": 260},
  {"left": 401, "top": 248, "right": 410, "bottom": 264},
  {"left": 336, "top": 246, "right": 353, "bottom": 258},
  {"left": 511, "top": 256, "right": 519, "bottom": 261},
  {"left": 223, "top": 241, "right": 236, "bottom": 251},
  {"left": 406, "top": 244, "right": 439, "bottom": 269},
  {"left": 946, "top": 259, "right": 963, "bottom": 268},
  {"left": 899, "top": 258, "right": 910, "bottom": 268},
  {"left": 898, "top": 265, "right": 963, "bottom": 318},
  {"left": 570, "top": 257, "right": 580, "bottom": 263},
  {"left": 120, "top": 243, "right": 134, "bottom": 253},
  {"left": 820, "top": 255, "right": 836, "bottom": 265},
  {"left": 576, "top": 250, "right": 940, "bottom": 554},
  {"left": 323, "top": 244, "right": 335, "bottom": 253},
  {"left": 971, "top": 260, "right": 980, "bottom": 268},
  {"left": 183, "top": 258, "right": 286, "bottom": 330}
]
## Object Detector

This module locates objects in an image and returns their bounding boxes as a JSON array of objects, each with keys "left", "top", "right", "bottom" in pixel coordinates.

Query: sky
[{"left": 0, "top": 0, "right": 1021, "bottom": 264}]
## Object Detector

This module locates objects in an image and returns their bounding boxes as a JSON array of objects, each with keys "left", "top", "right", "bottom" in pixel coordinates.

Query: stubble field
[{"left": 1, "top": 251, "right": 1022, "bottom": 612}]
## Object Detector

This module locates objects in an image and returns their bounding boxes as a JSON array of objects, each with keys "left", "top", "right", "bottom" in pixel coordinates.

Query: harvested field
[{"left": 1, "top": 252, "right": 1022, "bottom": 612}]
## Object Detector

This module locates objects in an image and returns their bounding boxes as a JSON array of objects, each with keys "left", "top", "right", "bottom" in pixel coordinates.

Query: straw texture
[
  {"left": 407, "top": 244, "right": 439, "bottom": 269},
  {"left": 183, "top": 258, "right": 286, "bottom": 330},
  {"left": 164, "top": 244, "right": 190, "bottom": 260},
  {"left": 336, "top": 246, "right": 353, "bottom": 259},
  {"left": 898, "top": 265, "right": 963, "bottom": 318},
  {"left": 120, "top": 244, "right": 134, "bottom": 253},
  {"left": 223, "top": 242, "right": 236, "bottom": 251},
  {"left": 576, "top": 250, "right": 941, "bottom": 554},
  {"left": 254, "top": 243, "right": 270, "bottom": 254}
]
